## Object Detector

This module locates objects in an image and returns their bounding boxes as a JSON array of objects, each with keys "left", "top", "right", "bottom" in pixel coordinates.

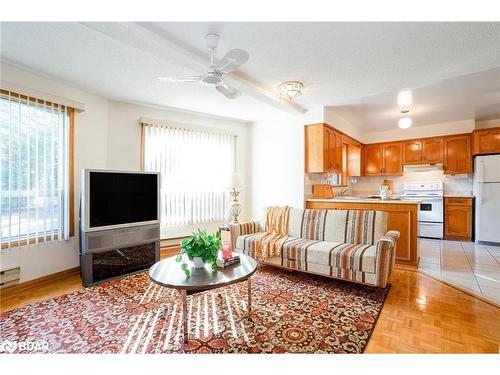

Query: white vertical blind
[
  {"left": 0, "top": 91, "right": 70, "bottom": 248},
  {"left": 143, "top": 123, "right": 236, "bottom": 230}
]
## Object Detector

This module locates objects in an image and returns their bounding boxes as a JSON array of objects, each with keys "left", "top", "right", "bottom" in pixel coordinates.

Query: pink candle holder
[{"left": 221, "top": 242, "right": 232, "bottom": 260}]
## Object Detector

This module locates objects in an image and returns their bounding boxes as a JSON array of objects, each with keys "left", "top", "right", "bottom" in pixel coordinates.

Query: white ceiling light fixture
[
  {"left": 398, "top": 116, "right": 413, "bottom": 129},
  {"left": 397, "top": 90, "right": 413, "bottom": 109},
  {"left": 279, "top": 81, "right": 304, "bottom": 101}
]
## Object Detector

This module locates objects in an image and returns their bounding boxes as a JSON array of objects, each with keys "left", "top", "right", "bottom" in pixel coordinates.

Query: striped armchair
[{"left": 229, "top": 208, "right": 399, "bottom": 288}]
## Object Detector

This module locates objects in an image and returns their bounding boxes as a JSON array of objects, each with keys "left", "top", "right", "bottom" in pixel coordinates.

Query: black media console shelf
[{"left": 79, "top": 224, "right": 160, "bottom": 287}]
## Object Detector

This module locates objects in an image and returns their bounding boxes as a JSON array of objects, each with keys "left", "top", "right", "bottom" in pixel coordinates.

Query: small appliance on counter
[
  {"left": 379, "top": 185, "right": 392, "bottom": 200},
  {"left": 312, "top": 184, "right": 334, "bottom": 199},
  {"left": 401, "top": 181, "right": 444, "bottom": 239}
]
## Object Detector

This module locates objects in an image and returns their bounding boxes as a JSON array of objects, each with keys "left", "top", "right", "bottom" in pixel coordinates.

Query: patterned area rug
[{"left": 1, "top": 265, "right": 390, "bottom": 354}]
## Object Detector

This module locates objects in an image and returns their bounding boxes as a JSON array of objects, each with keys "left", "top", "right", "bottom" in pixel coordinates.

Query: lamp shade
[{"left": 228, "top": 173, "right": 243, "bottom": 189}]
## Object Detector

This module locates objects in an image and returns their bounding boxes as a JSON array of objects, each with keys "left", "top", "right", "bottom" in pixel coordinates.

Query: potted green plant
[{"left": 176, "top": 229, "right": 221, "bottom": 277}]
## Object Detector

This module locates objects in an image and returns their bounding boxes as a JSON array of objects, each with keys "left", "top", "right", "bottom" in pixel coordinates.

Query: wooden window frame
[{"left": 0, "top": 91, "right": 75, "bottom": 249}]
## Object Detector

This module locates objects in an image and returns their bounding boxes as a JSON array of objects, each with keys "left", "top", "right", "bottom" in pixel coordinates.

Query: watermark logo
[
  {"left": 0, "top": 340, "right": 16, "bottom": 353},
  {"left": 0, "top": 339, "right": 49, "bottom": 353}
]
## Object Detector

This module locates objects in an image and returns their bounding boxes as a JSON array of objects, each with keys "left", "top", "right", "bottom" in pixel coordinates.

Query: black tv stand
[{"left": 79, "top": 224, "right": 160, "bottom": 286}]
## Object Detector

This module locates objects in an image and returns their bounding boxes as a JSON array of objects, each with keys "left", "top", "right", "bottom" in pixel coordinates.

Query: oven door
[{"left": 418, "top": 198, "right": 443, "bottom": 223}]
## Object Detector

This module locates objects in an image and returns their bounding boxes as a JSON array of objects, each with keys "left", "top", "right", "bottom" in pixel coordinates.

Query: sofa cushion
[
  {"left": 286, "top": 209, "right": 387, "bottom": 245},
  {"left": 282, "top": 239, "right": 376, "bottom": 273},
  {"left": 235, "top": 233, "right": 262, "bottom": 256},
  {"left": 235, "top": 233, "right": 377, "bottom": 274},
  {"left": 345, "top": 210, "right": 383, "bottom": 245}
]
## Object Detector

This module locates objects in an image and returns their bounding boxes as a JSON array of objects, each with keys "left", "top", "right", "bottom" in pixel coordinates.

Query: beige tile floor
[{"left": 418, "top": 238, "right": 500, "bottom": 306}]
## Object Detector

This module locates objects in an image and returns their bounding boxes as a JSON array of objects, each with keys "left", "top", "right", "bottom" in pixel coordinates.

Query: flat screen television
[{"left": 81, "top": 169, "right": 160, "bottom": 232}]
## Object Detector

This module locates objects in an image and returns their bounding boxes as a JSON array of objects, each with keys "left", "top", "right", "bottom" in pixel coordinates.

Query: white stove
[{"left": 402, "top": 181, "right": 444, "bottom": 239}]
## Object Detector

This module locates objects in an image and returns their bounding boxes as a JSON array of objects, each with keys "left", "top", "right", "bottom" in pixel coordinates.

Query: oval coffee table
[{"left": 148, "top": 254, "right": 257, "bottom": 344}]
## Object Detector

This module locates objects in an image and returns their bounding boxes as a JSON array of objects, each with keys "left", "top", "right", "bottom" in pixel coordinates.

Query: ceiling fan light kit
[
  {"left": 157, "top": 33, "right": 249, "bottom": 99},
  {"left": 279, "top": 80, "right": 304, "bottom": 100}
]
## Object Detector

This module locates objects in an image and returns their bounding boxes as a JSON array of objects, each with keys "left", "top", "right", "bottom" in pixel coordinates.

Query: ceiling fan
[{"left": 158, "top": 33, "right": 249, "bottom": 99}]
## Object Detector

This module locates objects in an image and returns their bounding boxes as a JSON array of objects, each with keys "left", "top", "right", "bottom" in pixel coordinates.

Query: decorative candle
[{"left": 222, "top": 241, "right": 232, "bottom": 260}]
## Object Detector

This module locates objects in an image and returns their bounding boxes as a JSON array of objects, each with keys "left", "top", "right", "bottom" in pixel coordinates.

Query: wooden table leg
[{"left": 181, "top": 290, "right": 188, "bottom": 344}]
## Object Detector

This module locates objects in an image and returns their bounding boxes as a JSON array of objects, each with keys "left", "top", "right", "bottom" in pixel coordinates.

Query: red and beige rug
[{"left": 1, "top": 265, "right": 389, "bottom": 354}]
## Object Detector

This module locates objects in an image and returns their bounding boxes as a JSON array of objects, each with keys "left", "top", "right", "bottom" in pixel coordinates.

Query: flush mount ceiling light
[
  {"left": 397, "top": 90, "right": 413, "bottom": 109},
  {"left": 398, "top": 116, "right": 413, "bottom": 129},
  {"left": 279, "top": 81, "right": 303, "bottom": 101}
]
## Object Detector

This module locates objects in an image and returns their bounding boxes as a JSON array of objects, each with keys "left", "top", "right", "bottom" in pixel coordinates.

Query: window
[
  {"left": 142, "top": 122, "right": 235, "bottom": 231},
  {"left": 0, "top": 90, "right": 74, "bottom": 248}
]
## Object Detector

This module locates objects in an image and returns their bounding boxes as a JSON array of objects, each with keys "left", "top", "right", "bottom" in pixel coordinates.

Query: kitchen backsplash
[
  {"left": 348, "top": 170, "right": 473, "bottom": 195},
  {"left": 304, "top": 173, "right": 345, "bottom": 198}
]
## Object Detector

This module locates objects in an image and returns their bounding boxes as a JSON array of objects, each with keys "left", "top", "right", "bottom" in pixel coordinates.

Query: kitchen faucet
[{"left": 337, "top": 187, "right": 351, "bottom": 196}]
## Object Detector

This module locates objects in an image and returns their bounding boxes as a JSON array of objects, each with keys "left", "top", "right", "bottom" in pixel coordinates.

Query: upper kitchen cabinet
[
  {"left": 403, "top": 140, "right": 422, "bottom": 165},
  {"left": 443, "top": 135, "right": 472, "bottom": 174},
  {"left": 364, "top": 142, "right": 402, "bottom": 176},
  {"left": 403, "top": 137, "right": 443, "bottom": 165},
  {"left": 346, "top": 143, "right": 362, "bottom": 177},
  {"left": 422, "top": 137, "right": 444, "bottom": 163},
  {"left": 473, "top": 127, "right": 500, "bottom": 155},
  {"left": 304, "top": 124, "right": 342, "bottom": 173},
  {"left": 383, "top": 143, "right": 403, "bottom": 175},
  {"left": 364, "top": 144, "right": 383, "bottom": 175}
]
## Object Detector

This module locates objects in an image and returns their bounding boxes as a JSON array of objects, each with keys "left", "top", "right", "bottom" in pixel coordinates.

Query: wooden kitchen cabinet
[
  {"left": 403, "top": 140, "right": 423, "bottom": 165},
  {"left": 363, "top": 142, "right": 402, "bottom": 176},
  {"left": 403, "top": 137, "right": 443, "bottom": 165},
  {"left": 473, "top": 127, "right": 500, "bottom": 155},
  {"left": 346, "top": 143, "right": 361, "bottom": 177},
  {"left": 305, "top": 124, "right": 343, "bottom": 173},
  {"left": 422, "top": 137, "right": 444, "bottom": 163},
  {"left": 383, "top": 142, "right": 403, "bottom": 175},
  {"left": 445, "top": 197, "right": 473, "bottom": 241},
  {"left": 364, "top": 144, "right": 383, "bottom": 175},
  {"left": 443, "top": 135, "right": 472, "bottom": 174}
]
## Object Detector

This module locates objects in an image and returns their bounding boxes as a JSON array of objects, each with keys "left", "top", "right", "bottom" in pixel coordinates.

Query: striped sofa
[{"left": 230, "top": 208, "right": 399, "bottom": 288}]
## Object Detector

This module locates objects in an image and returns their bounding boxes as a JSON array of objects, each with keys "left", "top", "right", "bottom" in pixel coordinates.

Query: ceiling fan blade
[
  {"left": 216, "top": 84, "right": 242, "bottom": 99},
  {"left": 158, "top": 76, "right": 201, "bottom": 82},
  {"left": 214, "top": 49, "right": 249, "bottom": 74}
]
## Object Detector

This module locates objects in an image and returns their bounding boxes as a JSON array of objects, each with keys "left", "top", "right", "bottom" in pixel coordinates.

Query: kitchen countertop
[
  {"left": 305, "top": 197, "right": 422, "bottom": 205},
  {"left": 444, "top": 194, "right": 474, "bottom": 198}
]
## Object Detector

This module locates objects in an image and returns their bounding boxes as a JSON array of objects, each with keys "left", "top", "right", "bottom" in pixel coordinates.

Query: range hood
[{"left": 403, "top": 163, "right": 444, "bottom": 172}]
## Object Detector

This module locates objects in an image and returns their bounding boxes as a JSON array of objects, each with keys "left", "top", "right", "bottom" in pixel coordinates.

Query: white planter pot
[{"left": 191, "top": 256, "right": 205, "bottom": 269}]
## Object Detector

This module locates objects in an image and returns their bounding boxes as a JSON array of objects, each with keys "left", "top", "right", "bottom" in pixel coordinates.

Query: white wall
[
  {"left": 324, "top": 107, "right": 364, "bottom": 142},
  {"left": 363, "top": 119, "right": 475, "bottom": 144},
  {"left": 249, "top": 106, "right": 325, "bottom": 218},
  {"left": 0, "top": 62, "right": 251, "bottom": 282},
  {"left": 476, "top": 118, "right": 500, "bottom": 129}
]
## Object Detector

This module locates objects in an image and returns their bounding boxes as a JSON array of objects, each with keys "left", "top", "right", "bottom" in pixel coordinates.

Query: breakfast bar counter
[
  {"left": 305, "top": 198, "right": 420, "bottom": 268},
  {"left": 306, "top": 197, "right": 422, "bottom": 204}
]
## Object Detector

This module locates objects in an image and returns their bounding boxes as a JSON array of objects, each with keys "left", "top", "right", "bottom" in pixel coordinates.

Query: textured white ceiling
[
  {"left": 330, "top": 68, "right": 500, "bottom": 131},
  {"left": 1, "top": 22, "right": 499, "bottom": 126}
]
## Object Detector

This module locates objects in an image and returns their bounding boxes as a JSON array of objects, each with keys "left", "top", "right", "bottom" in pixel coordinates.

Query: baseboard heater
[{"left": 0, "top": 267, "right": 20, "bottom": 288}]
